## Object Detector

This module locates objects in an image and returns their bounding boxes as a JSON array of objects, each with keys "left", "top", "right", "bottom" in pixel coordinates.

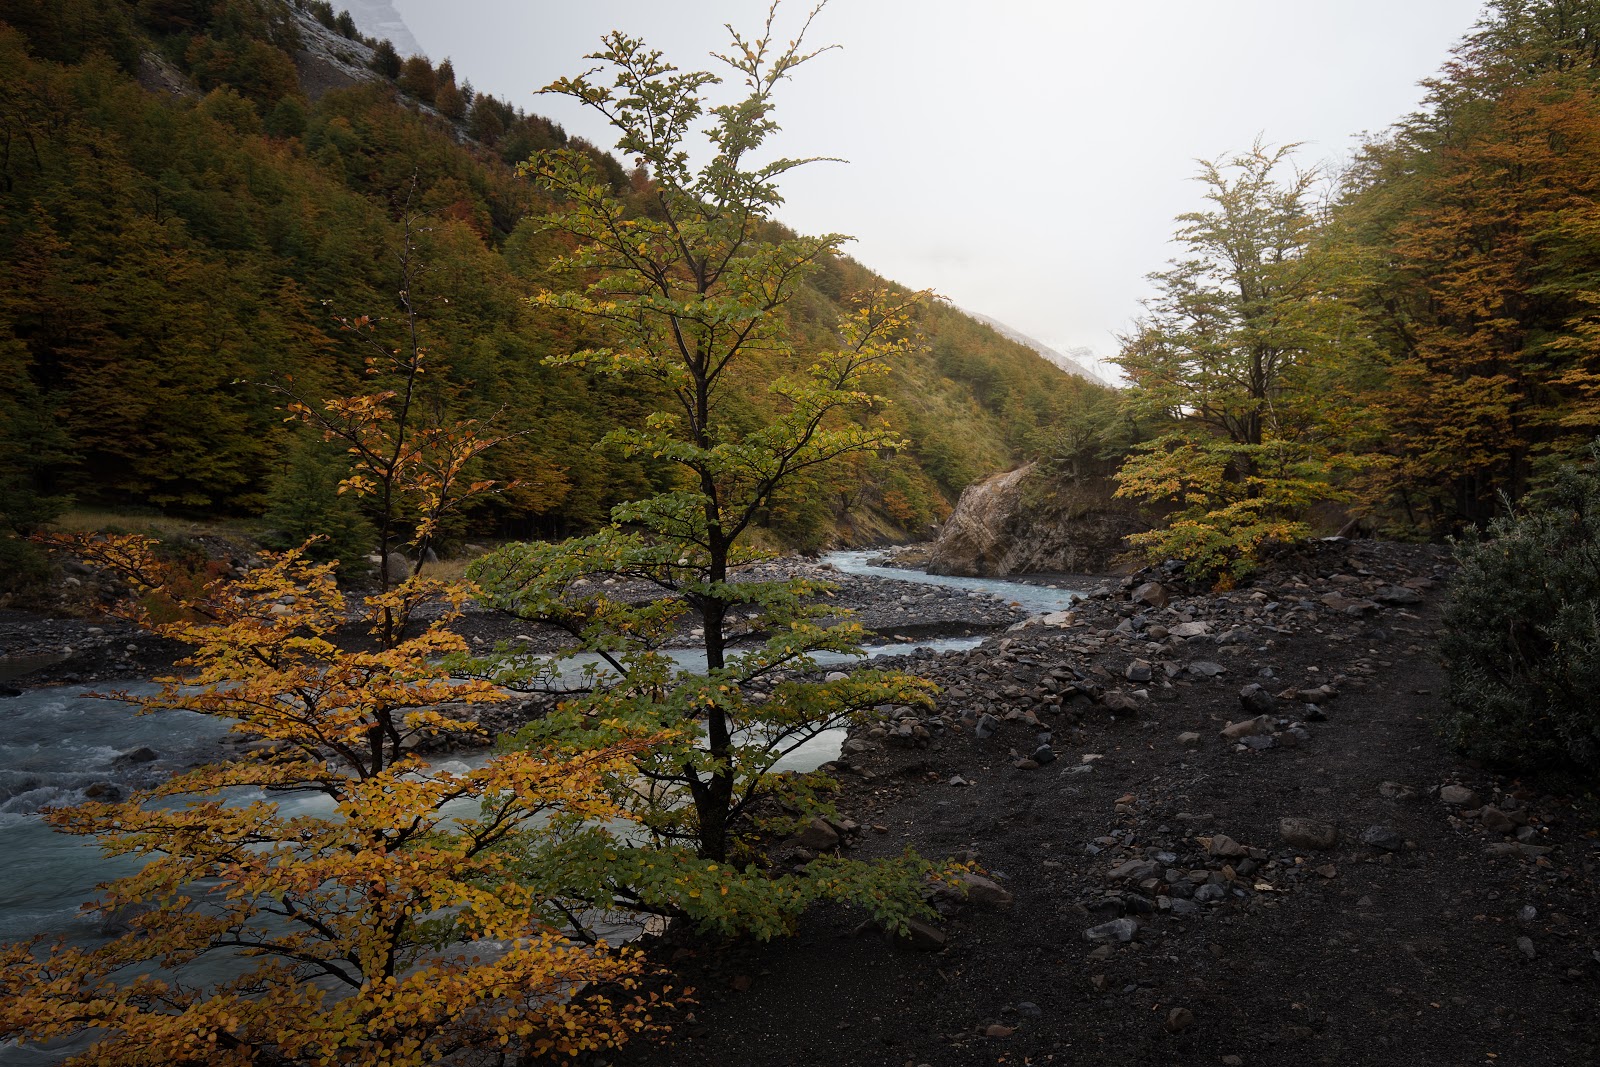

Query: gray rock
[
  {"left": 1241, "top": 734, "right": 1277, "bottom": 750},
  {"left": 1177, "top": 731, "right": 1202, "bottom": 748},
  {"left": 1207, "top": 833, "right": 1249, "bottom": 858},
  {"left": 1084, "top": 917, "right": 1138, "bottom": 943},
  {"left": 957, "top": 872, "right": 1014, "bottom": 909},
  {"left": 1320, "top": 592, "right": 1379, "bottom": 614},
  {"left": 1132, "top": 581, "right": 1170, "bottom": 608},
  {"left": 1187, "top": 660, "right": 1226, "bottom": 679},
  {"left": 1439, "top": 785, "right": 1480, "bottom": 807},
  {"left": 1238, "top": 683, "right": 1278, "bottom": 716},
  {"left": 1164, "top": 1007, "right": 1196, "bottom": 1033},
  {"left": 1359, "top": 824, "right": 1405, "bottom": 852},
  {"left": 1220, "top": 714, "right": 1273, "bottom": 740},
  {"left": 1516, "top": 936, "right": 1536, "bottom": 960},
  {"left": 974, "top": 713, "right": 1000, "bottom": 739},
  {"left": 1378, "top": 781, "right": 1418, "bottom": 801},
  {"left": 1030, "top": 744, "right": 1057, "bottom": 765},
  {"left": 1279, "top": 817, "right": 1340, "bottom": 851},
  {"left": 895, "top": 917, "right": 947, "bottom": 951},
  {"left": 1125, "top": 659, "right": 1153, "bottom": 683},
  {"left": 1169, "top": 621, "right": 1212, "bottom": 639},
  {"left": 1479, "top": 806, "right": 1517, "bottom": 834},
  {"left": 1193, "top": 883, "right": 1227, "bottom": 903},
  {"left": 794, "top": 818, "right": 840, "bottom": 851},
  {"left": 1106, "top": 859, "right": 1163, "bottom": 882}
]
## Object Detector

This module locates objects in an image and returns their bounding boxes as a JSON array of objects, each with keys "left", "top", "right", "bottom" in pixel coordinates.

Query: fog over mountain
[
  {"left": 962, "top": 311, "right": 1119, "bottom": 389},
  {"left": 339, "top": 0, "right": 422, "bottom": 58}
]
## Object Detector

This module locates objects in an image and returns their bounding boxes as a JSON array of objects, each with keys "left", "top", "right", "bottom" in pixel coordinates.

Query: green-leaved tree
[
  {"left": 1113, "top": 143, "right": 1368, "bottom": 578},
  {"left": 470, "top": 7, "right": 949, "bottom": 940}
]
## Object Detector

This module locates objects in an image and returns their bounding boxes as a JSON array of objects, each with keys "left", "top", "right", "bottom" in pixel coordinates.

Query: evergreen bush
[{"left": 1441, "top": 444, "right": 1600, "bottom": 777}]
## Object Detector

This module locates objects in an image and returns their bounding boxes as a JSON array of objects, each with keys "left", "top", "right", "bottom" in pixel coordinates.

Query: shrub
[{"left": 1441, "top": 444, "right": 1600, "bottom": 777}]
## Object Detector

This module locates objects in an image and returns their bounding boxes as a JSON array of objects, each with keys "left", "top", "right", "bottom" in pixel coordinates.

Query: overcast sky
[{"left": 389, "top": 1, "right": 1486, "bottom": 366}]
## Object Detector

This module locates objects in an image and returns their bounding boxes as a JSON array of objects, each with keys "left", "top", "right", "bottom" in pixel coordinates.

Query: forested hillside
[{"left": 0, "top": 0, "right": 1099, "bottom": 561}]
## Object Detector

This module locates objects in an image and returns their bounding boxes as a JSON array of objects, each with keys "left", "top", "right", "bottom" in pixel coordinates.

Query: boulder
[
  {"left": 925, "top": 463, "right": 1141, "bottom": 577},
  {"left": 1279, "top": 817, "right": 1340, "bottom": 851}
]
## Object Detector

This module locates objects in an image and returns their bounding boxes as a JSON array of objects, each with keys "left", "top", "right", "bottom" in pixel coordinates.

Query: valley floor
[{"left": 616, "top": 540, "right": 1600, "bottom": 1067}]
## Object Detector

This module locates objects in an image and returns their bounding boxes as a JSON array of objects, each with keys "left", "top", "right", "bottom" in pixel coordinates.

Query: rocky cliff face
[{"left": 925, "top": 463, "right": 1142, "bottom": 577}]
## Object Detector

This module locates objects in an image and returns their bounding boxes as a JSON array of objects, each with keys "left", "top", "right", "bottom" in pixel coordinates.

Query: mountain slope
[{"left": 0, "top": 0, "right": 1109, "bottom": 550}]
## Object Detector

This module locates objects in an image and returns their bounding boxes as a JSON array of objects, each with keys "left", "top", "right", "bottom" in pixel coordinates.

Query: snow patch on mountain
[
  {"left": 338, "top": 0, "right": 423, "bottom": 58},
  {"left": 962, "top": 311, "right": 1119, "bottom": 388}
]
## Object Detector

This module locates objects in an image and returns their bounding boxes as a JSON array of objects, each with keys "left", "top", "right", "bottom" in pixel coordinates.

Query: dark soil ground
[
  {"left": 3, "top": 540, "right": 1597, "bottom": 1066},
  {"left": 609, "top": 540, "right": 1600, "bottom": 1067}
]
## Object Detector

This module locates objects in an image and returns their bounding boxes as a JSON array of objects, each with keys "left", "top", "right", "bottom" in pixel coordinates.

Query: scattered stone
[
  {"left": 1163, "top": 1007, "right": 1195, "bottom": 1033},
  {"left": 957, "top": 872, "right": 1014, "bottom": 909},
  {"left": 1478, "top": 806, "right": 1517, "bottom": 834},
  {"left": 1238, "top": 683, "right": 1277, "bottom": 716},
  {"left": 1169, "top": 621, "right": 1212, "bottom": 639},
  {"left": 1107, "top": 858, "right": 1163, "bottom": 882},
  {"left": 1131, "top": 581, "right": 1170, "bottom": 608},
  {"left": 1359, "top": 825, "right": 1405, "bottom": 852},
  {"left": 1439, "top": 785, "right": 1479, "bottom": 807},
  {"left": 1101, "top": 691, "right": 1140, "bottom": 715},
  {"left": 1220, "top": 715, "right": 1273, "bottom": 740},
  {"left": 1084, "top": 917, "right": 1138, "bottom": 943},
  {"left": 1516, "top": 936, "right": 1536, "bottom": 960},
  {"left": 1320, "top": 592, "right": 1378, "bottom": 614},
  {"left": 895, "top": 918, "right": 947, "bottom": 952},
  {"left": 794, "top": 818, "right": 840, "bottom": 851},
  {"left": 1206, "top": 834, "right": 1249, "bottom": 858},
  {"left": 1030, "top": 744, "right": 1056, "bottom": 765},
  {"left": 1279, "top": 817, "right": 1340, "bottom": 851},
  {"left": 1378, "top": 781, "right": 1418, "bottom": 801},
  {"left": 974, "top": 713, "right": 1000, "bottom": 739},
  {"left": 1125, "top": 659, "right": 1153, "bottom": 683},
  {"left": 1187, "top": 660, "right": 1226, "bottom": 679},
  {"left": 1177, "top": 731, "right": 1202, "bottom": 748},
  {"left": 984, "top": 1023, "right": 1016, "bottom": 1038}
]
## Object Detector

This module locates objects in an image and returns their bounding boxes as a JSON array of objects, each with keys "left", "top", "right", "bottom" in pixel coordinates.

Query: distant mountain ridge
[{"left": 962, "top": 311, "right": 1118, "bottom": 389}]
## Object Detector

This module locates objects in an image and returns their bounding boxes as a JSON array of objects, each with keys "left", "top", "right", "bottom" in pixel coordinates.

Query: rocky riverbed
[
  {"left": 3, "top": 541, "right": 1596, "bottom": 1067},
  {"left": 612, "top": 538, "right": 1600, "bottom": 1067}
]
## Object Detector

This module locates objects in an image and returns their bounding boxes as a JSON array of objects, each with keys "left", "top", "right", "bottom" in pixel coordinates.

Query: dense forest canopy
[
  {"left": 1108, "top": 0, "right": 1600, "bottom": 576},
  {"left": 0, "top": 0, "right": 1101, "bottom": 563}
]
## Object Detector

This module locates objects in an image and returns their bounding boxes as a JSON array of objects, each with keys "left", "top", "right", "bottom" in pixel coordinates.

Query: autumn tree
[
  {"left": 1336, "top": 0, "right": 1600, "bottom": 532},
  {"left": 1113, "top": 143, "right": 1368, "bottom": 577},
  {"left": 1, "top": 337, "right": 671, "bottom": 1064},
  {"left": 469, "top": 7, "right": 950, "bottom": 940}
]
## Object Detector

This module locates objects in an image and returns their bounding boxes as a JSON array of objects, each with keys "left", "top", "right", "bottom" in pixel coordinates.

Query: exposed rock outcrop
[{"left": 925, "top": 463, "right": 1143, "bottom": 576}]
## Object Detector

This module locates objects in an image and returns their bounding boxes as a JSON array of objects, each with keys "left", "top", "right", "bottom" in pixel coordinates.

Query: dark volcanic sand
[
  {"left": 3, "top": 543, "right": 1596, "bottom": 1067},
  {"left": 613, "top": 541, "right": 1599, "bottom": 1067}
]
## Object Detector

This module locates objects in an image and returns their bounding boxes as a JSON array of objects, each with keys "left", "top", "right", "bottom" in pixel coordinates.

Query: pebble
[
  {"left": 1163, "top": 1007, "right": 1195, "bottom": 1033},
  {"left": 1516, "top": 936, "right": 1536, "bottom": 960},
  {"left": 1084, "top": 917, "right": 1138, "bottom": 943},
  {"left": 1439, "top": 784, "right": 1479, "bottom": 806}
]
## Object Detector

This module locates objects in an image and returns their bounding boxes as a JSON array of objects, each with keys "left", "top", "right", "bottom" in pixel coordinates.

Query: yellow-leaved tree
[{"left": 0, "top": 258, "right": 675, "bottom": 1065}]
